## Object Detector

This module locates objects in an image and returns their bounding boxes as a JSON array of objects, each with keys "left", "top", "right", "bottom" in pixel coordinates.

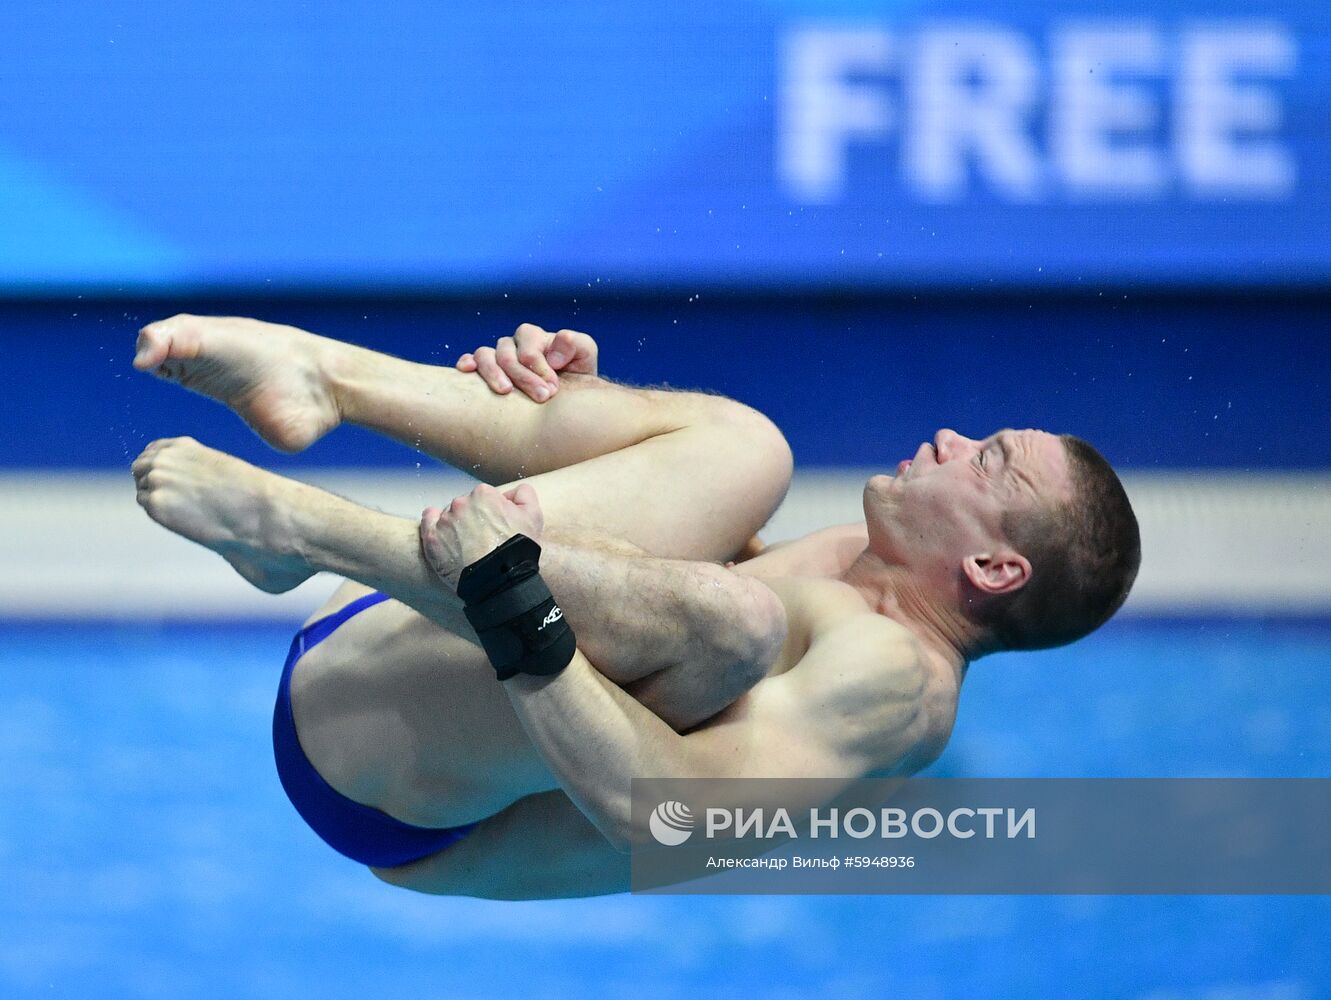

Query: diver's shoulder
[
  {"left": 765, "top": 575, "right": 878, "bottom": 625},
  {"left": 733, "top": 523, "right": 868, "bottom": 580}
]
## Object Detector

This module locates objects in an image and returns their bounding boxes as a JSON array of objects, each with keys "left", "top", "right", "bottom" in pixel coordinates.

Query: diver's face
[{"left": 864, "top": 428, "right": 1072, "bottom": 576}]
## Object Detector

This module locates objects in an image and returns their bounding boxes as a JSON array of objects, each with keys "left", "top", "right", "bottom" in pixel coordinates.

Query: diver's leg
[
  {"left": 133, "top": 438, "right": 780, "bottom": 729},
  {"left": 134, "top": 314, "right": 791, "bottom": 562}
]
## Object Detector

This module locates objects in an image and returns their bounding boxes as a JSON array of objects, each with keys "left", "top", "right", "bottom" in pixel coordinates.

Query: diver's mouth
[{"left": 898, "top": 459, "right": 912, "bottom": 477}]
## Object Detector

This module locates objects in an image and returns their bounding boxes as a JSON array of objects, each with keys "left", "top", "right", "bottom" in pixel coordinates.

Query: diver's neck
[{"left": 840, "top": 548, "right": 981, "bottom": 682}]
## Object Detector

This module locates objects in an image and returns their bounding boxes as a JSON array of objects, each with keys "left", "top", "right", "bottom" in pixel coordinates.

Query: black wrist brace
[{"left": 457, "top": 534, "right": 576, "bottom": 681}]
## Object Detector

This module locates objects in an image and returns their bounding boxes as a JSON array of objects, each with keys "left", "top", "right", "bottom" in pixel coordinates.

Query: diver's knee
[
  {"left": 690, "top": 566, "right": 787, "bottom": 692},
  {"left": 708, "top": 400, "right": 794, "bottom": 494}
]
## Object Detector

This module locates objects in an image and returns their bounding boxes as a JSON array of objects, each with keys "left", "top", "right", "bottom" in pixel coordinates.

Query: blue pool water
[{"left": 2, "top": 616, "right": 1328, "bottom": 999}]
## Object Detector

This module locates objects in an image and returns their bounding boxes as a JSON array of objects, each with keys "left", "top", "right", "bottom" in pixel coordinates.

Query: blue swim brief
[{"left": 272, "top": 591, "right": 478, "bottom": 868}]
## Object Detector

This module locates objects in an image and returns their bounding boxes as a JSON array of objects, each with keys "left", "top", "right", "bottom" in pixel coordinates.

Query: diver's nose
[{"left": 934, "top": 428, "right": 959, "bottom": 461}]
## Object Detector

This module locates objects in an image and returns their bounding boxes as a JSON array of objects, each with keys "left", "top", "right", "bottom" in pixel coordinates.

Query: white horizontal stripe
[{"left": 1, "top": 469, "right": 1327, "bottom": 618}]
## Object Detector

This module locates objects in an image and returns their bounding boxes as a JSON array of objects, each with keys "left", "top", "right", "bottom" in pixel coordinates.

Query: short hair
[{"left": 979, "top": 435, "right": 1141, "bottom": 652}]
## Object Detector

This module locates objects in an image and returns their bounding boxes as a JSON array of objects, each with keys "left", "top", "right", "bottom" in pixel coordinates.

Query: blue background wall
[
  {"left": 2, "top": 2, "right": 1328, "bottom": 291},
  {"left": 10, "top": 292, "right": 1328, "bottom": 471},
  {"left": 5, "top": 0, "right": 1325, "bottom": 475}
]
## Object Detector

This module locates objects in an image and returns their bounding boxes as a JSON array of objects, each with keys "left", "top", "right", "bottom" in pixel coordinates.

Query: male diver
[{"left": 131, "top": 315, "right": 1139, "bottom": 898}]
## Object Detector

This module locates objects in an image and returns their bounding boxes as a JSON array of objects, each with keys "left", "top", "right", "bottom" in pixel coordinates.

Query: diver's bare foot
[
  {"left": 132, "top": 437, "right": 314, "bottom": 593},
  {"left": 133, "top": 314, "right": 342, "bottom": 453}
]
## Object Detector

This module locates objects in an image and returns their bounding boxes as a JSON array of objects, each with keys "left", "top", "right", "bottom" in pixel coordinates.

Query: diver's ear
[{"left": 962, "top": 551, "right": 1031, "bottom": 595}]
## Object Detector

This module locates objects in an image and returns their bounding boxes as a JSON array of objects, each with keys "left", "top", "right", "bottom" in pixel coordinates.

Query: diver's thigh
[{"left": 374, "top": 790, "right": 630, "bottom": 900}]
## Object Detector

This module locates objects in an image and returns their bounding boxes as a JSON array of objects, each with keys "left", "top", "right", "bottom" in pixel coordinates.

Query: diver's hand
[
  {"left": 420, "top": 482, "right": 545, "bottom": 590},
  {"left": 456, "top": 323, "right": 599, "bottom": 402}
]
